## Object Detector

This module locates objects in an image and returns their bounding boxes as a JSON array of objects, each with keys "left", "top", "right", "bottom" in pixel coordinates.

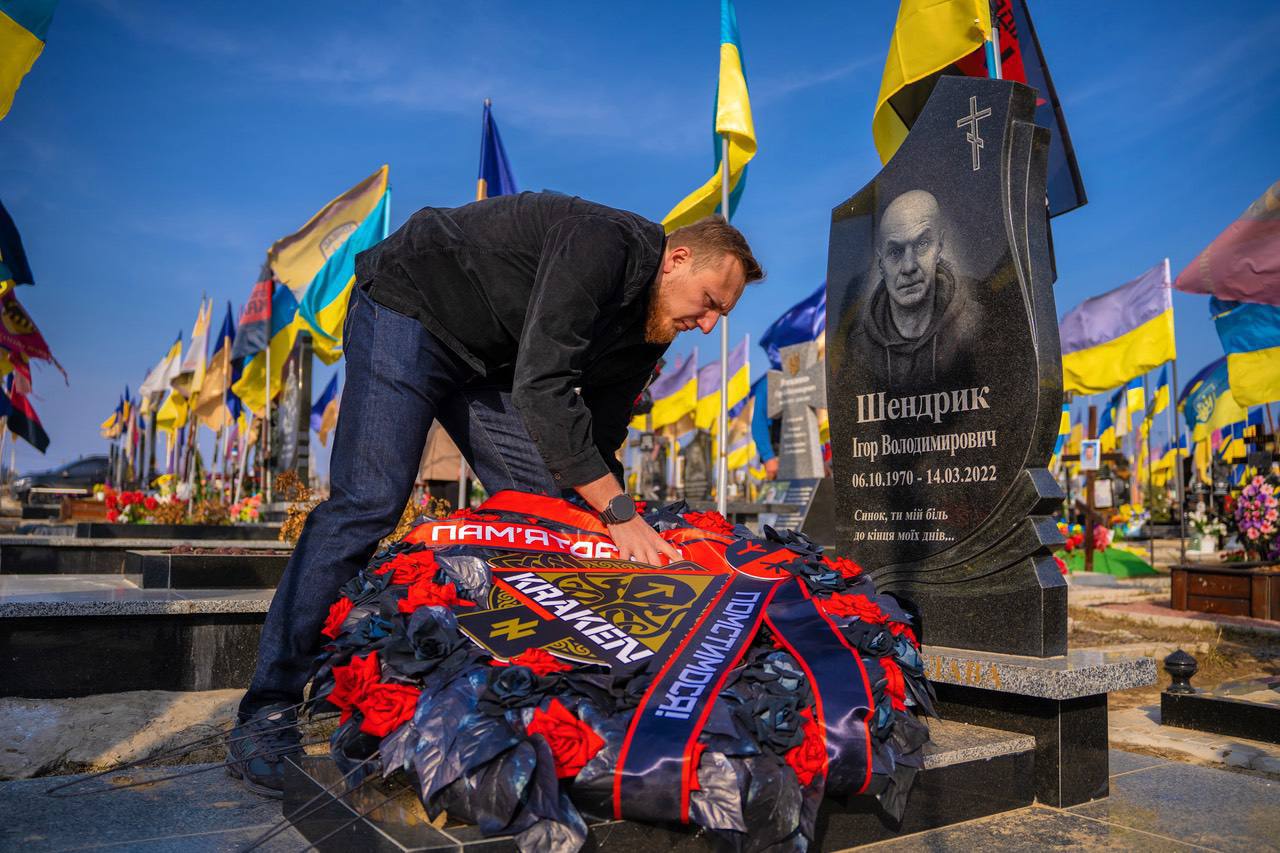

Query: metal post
[
  {"left": 1084, "top": 405, "right": 1097, "bottom": 573},
  {"left": 264, "top": 338, "right": 272, "bottom": 503},
  {"left": 716, "top": 134, "right": 731, "bottom": 516},
  {"left": 985, "top": 0, "right": 1003, "bottom": 79},
  {"left": 1143, "top": 372, "right": 1155, "bottom": 568},
  {"left": 1169, "top": 359, "right": 1187, "bottom": 565}
]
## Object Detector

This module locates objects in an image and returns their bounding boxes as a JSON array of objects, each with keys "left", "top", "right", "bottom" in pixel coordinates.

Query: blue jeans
[{"left": 240, "top": 286, "right": 567, "bottom": 715}]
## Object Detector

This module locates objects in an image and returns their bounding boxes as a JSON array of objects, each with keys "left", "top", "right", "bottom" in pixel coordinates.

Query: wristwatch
[{"left": 600, "top": 493, "right": 637, "bottom": 525}]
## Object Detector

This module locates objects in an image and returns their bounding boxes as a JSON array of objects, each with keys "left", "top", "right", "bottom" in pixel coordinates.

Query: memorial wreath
[{"left": 309, "top": 491, "right": 934, "bottom": 850}]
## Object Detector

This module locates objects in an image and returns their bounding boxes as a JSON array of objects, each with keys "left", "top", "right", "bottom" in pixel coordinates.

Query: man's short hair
[{"left": 667, "top": 216, "right": 764, "bottom": 283}]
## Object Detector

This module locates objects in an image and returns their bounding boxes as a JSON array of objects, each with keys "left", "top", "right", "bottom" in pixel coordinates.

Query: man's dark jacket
[
  {"left": 355, "top": 192, "right": 668, "bottom": 488},
  {"left": 845, "top": 260, "right": 983, "bottom": 391}
]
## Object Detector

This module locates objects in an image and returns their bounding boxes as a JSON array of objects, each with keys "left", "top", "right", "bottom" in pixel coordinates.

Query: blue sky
[{"left": 2, "top": 0, "right": 1278, "bottom": 473}]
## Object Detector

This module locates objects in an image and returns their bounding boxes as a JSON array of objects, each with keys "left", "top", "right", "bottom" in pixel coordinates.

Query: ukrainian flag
[
  {"left": 0, "top": 0, "right": 57, "bottom": 120},
  {"left": 155, "top": 390, "right": 188, "bottom": 435},
  {"left": 662, "top": 0, "right": 756, "bottom": 231},
  {"left": 1097, "top": 399, "right": 1116, "bottom": 454},
  {"left": 271, "top": 166, "right": 390, "bottom": 364},
  {"left": 231, "top": 286, "right": 301, "bottom": 416},
  {"left": 633, "top": 349, "right": 699, "bottom": 431},
  {"left": 1049, "top": 403, "right": 1070, "bottom": 469},
  {"left": 695, "top": 338, "right": 749, "bottom": 431},
  {"left": 1060, "top": 260, "right": 1177, "bottom": 395},
  {"left": 1150, "top": 365, "right": 1171, "bottom": 416},
  {"left": 1183, "top": 357, "right": 1247, "bottom": 443},
  {"left": 1125, "top": 376, "right": 1146, "bottom": 424},
  {"left": 872, "top": 0, "right": 991, "bottom": 165},
  {"left": 1211, "top": 297, "right": 1280, "bottom": 407},
  {"left": 477, "top": 100, "right": 518, "bottom": 200}
]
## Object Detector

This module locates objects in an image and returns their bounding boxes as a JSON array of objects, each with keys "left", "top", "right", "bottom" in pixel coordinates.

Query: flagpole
[
  {"left": 986, "top": 1, "right": 1003, "bottom": 79},
  {"left": 1168, "top": 359, "right": 1187, "bottom": 565},
  {"left": 1143, "top": 371, "right": 1154, "bottom": 568},
  {"left": 717, "top": 134, "right": 731, "bottom": 517}
]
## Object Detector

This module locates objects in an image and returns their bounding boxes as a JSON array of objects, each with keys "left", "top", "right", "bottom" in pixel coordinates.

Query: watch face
[{"left": 608, "top": 494, "right": 636, "bottom": 521}]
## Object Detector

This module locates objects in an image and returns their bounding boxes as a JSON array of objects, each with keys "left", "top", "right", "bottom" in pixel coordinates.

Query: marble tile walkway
[
  {"left": 855, "top": 749, "right": 1280, "bottom": 852},
  {"left": 4, "top": 750, "right": 1276, "bottom": 851}
]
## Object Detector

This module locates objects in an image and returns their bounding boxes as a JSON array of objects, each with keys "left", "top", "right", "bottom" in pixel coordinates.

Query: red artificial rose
[
  {"left": 397, "top": 579, "right": 475, "bottom": 614},
  {"left": 821, "top": 593, "right": 886, "bottom": 624},
  {"left": 785, "top": 708, "right": 826, "bottom": 786},
  {"left": 1054, "top": 555, "right": 1068, "bottom": 575},
  {"left": 143, "top": 496, "right": 158, "bottom": 510},
  {"left": 822, "top": 555, "right": 864, "bottom": 580},
  {"left": 492, "top": 647, "right": 573, "bottom": 677},
  {"left": 356, "top": 682, "right": 422, "bottom": 737},
  {"left": 880, "top": 658, "right": 907, "bottom": 712},
  {"left": 525, "top": 698, "right": 605, "bottom": 779},
  {"left": 321, "top": 596, "right": 355, "bottom": 639},
  {"left": 888, "top": 621, "right": 919, "bottom": 648},
  {"left": 374, "top": 550, "right": 439, "bottom": 586},
  {"left": 329, "top": 651, "right": 381, "bottom": 722},
  {"left": 634, "top": 500, "right": 649, "bottom": 515},
  {"left": 682, "top": 510, "right": 735, "bottom": 537},
  {"left": 105, "top": 492, "right": 118, "bottom": 511},
  {"left": 106, "top": 509, "right": 119, "bottom": 523}
]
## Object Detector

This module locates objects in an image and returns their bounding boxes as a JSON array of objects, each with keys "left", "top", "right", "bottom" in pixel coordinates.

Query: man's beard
[{"left": 644, "top": 284, "right": 677, "bottom": 344}]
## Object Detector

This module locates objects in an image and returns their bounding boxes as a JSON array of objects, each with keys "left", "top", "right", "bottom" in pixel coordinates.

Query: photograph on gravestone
[
  {"left": 680, "top": 429, "right": 713, "bottom": 501},
  {"left": 827, "top": 77, "right": 1067, "bottom": 656},
  {"left": 767, "top": 339, "right": 827, "bottom": 480}
]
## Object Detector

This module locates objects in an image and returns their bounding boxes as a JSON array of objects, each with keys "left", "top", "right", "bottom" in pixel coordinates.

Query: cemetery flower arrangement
[
  {"left": 1055, "top": 522, "right": 1084, "bottom": 553},
  {"left": 229, "top": 494, "right": 262, "bottom": 523},
  {"left": 1232, "top": 474, "right": 1280, "bottom": 560},
  {"left": 1187, "top": 508, "right": 1228, "bottom": 541},
  {"left": 307, "top": 494, "right": 934, "bottom": 850}
]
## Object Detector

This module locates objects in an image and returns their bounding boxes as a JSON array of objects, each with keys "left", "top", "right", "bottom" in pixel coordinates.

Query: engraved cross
[{"left": 955, "top": 95, "right": 993, "bottom": 171}]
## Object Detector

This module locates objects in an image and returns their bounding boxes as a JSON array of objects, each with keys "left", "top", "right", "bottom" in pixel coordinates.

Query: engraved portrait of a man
[{"left": 846, "top": 189, "right": 982, "bottom": 390}]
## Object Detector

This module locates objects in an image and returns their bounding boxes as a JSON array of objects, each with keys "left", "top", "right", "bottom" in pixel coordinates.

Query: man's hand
[
  {"left": 607, "top": 515, "right": 682, "bottom": 567},
  {"left": 764, "top": 458, "right": 779, "bottom": 480}
]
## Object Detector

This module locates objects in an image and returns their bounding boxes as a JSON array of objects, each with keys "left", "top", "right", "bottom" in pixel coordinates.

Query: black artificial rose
[
  {"left": 893, "top": 636, "right": 923, "bottom": 675},
  {"left": 758, "top": 652, "right": 807, "bottom": 695},
  {"left": 406, "top": 606, "right": 461, "bottom": 661},
  {"left": 846, "top": 622, "right": 894, "bottom": 657},
  {"left": 750, "top": 694, "right": 806, "bottom": 752},
  {"left": 478, "top": 665, "right": 545, "bottom": 713},
  {"left": 787, "top": 558, "right": 844, "bottom": 593}
]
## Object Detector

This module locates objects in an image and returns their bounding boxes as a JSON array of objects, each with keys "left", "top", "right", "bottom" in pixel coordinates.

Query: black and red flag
[{"left": 2, "top": 374, "right": 49, "bottom": 452}]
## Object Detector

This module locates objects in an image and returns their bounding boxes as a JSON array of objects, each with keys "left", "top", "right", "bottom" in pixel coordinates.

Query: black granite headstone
[{"left": 826, "top": 77, "right": 1066, "bottom": 657}]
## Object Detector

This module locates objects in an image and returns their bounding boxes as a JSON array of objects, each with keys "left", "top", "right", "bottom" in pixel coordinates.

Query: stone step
[
  {"left": 0, "top": 574, "right": 270, "bottom": 698},
  {"left": 0, "top": 536, "right": 291, "bottom": 575},
  {"left": 128, "top": 549, "right": 290, "bottom": 589},
  {"left": 283, "top": 719, "right": 1035, "bottom": 851}
]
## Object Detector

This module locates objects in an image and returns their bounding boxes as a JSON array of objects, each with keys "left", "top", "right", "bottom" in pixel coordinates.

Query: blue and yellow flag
[
  {"left": 477, "top": 100, "right": 518, "bottom": 201},
  {"left": 872, "top": 0, "right": 990, "bottom": 166},
  {"left": 1183, "top": 356, "right": 1247, "bottom": 443},
  {"left": 0, "top": 0, "right": 57, "bottom": 120},
  {"left": 1060, "top": 260, "right": 1177, "bottom": 395},
  {"left": 1049, "top": 403, "right": 1070, "bottom": 469},
  {"left": 1150, "top": 365, "right": 1170, "bottom": 416},
  {"left": 1097, "top": 395, "right": 1117, "bottom": 453},
  {"left": 1210, "top": 296, "right": 1280, "bottom": 407},
  {"left": 633, "top": 349, "right": 699, "bottom": 431},
  {"left": 271, "top": 166, "right": 390, "bottom": 364},
  {"left": 662, "top": 0, "right": 756, "bottom": 231},
  {"left": 310, "top": 373, "right": 340, "bottom": 447},
  {"left": 695, "top": 338, "right": 750, "bottom": 431},
  {"left": 1125, "top": 376, "right": 1146, "bottom": 424},
  {"left": 231, "top": 286, "right": 302, "bottom": 416}
]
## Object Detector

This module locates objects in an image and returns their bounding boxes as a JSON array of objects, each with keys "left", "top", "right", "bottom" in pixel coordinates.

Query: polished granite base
[
  {"left": 284, "top": 720, "right": 1035, "bottom": 852},
  {"left": 1161, "top": 676, "right": 1280, "bottom": 745},
  {"left": 923, "top": 646, "right": 1156, "bottom": 808},
  {"left": 0, "top": 574, "right": 271, "bottom": 697},
  {"left": 130, "top": 550, "right": 291, "bottom": 589},
  {"left": 74, "top": 522, "right": 284, "bottom": 540},
  {"left": 0, "top": 536, "right": 292, "bottom": 575}
]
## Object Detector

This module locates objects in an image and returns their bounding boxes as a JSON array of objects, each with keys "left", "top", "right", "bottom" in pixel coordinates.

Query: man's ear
[{"left": 668, "top": 245, "right": 691, "bottom": 268}]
